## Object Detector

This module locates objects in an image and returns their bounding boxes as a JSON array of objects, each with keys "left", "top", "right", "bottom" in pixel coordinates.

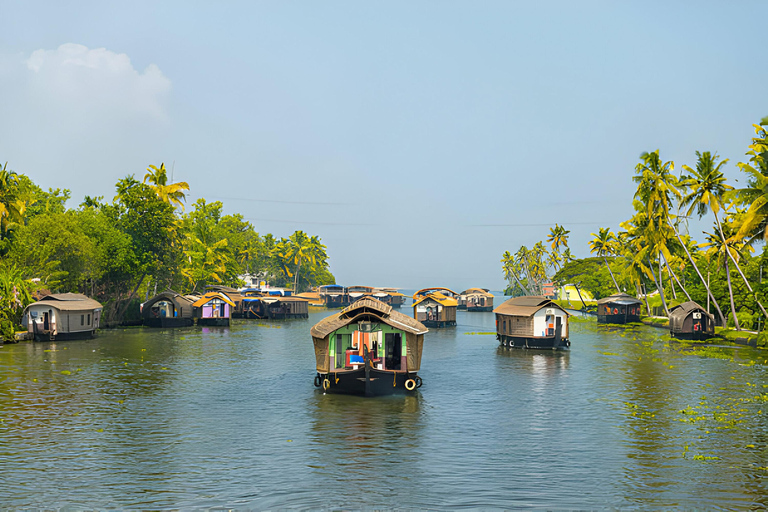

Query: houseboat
[
  {"left": 374, "top": 288, "right": 407, "bottom": 308},
  {"left": 412, "top": 288, "right": 458, "bottom": 327},
  {"left": 295, "top": 290, "right": 324, "bottom": 306},
  {"left": 494, "top": 296, "right": 570, "bottom": 349},
  {"left": 142, "top": 291, "right": 198, "bottom": 328},
  {"left": 206, "top": 285, "right": 244, "bottom": 317},
  {"left": 193, "top": 292, "right": 235, "bottom": 326},
  {"left": 23, "top": 293, "right": 103, "bottom": 341},
  {"left": 347, "top": 285, "right": 375, "bottom": 302},
  {"left": 669, "top": 301, "right": 715, "bottom": 340},
  {"left": 319, "top": 284, "right": 347, "bottom": 308},
  {"left": 242, "top": 295, "right": 309, "bottom": 319},
  {"left": 458, "top": 288, "right": 494, "bottom": 312},
  {"left": 310, "top": 297, "right": 428, "bottom": 396},
  {"left": 597, "top": 293, "right": 642, "bottom": 324}
]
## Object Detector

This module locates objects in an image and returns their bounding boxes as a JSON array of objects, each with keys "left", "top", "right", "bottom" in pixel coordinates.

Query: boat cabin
[
  {"left": 458, "top": 288, "right": 494, "bottom": 312},
  {"left": 494, "top": 296, "right": 570, "bottom": 349},
  {"left": 206, "top": 285, "right": 243, "bottom": 317},
  {"left": 310, "top": 297, "right": 428, "bottom": 396},
  {"left": 23, "top": 293, "right": 103, "bottom": 341},
  {"left": 319, "top": 284, "right": 348, "bottom": 308},
  {"left": 669, "top": 301, "right": 715, "bottom": 340},
  {"left": 597, "top": 293, "right": 643, "bottom": 324},
  {"left": 412, "top": 288, "right": 458, "bottom": 327},
  {"left": 375, "top": 288, "right": 406, "bottom": 308},
  {"left": 347, "top": 286, "right": 375, "bottom": 303},
  {"left": 193, "top": 292, "right": 235, "bottom": 326},
  {"left": 142, "top": 291, "right": 197, "bottom": 327},
  {"left": 242, "top": 295, "right": 309, "bottom": 319}
]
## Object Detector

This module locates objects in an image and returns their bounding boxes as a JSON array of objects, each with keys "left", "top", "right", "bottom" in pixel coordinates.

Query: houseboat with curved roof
[
  {"left": 597, "top": 293, "right": 642, "bottom": 324},
  {"left": 669, "top": 301, "right": 715, "bottom": 340},
  {"left": 142, "top": 291, "right": 197, "bottom": 328},
  {"left": 412, "top": 288, "right": 458, "bottom": 327},
  {"left": 23, "top": 293, "right": 103, "bottom": 341},
  {"left": 310, "top": 297, "right": 428, "bottom": 396},
  {"left": 242, "top": 295, "right": 309, "bottom": 319},
  {"left": 193, "top": 292, "right": 235, "bottom": 326},
  {"left": 458, "top": 288, "right": 494, "bottom": 312},
  {"left": 494, "top": 296, "right": 570, "bottom": 349}
]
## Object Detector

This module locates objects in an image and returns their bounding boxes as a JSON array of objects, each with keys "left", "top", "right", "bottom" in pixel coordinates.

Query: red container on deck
[{"left": 345, "top": 349, "right": 357, "bottom": 367}]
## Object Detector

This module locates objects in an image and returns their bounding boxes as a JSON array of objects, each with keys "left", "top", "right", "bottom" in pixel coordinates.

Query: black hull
[
  {"left": 143, "top": 318, "right": 194, "bottom": 328},
  {"left": 316, "top": 368, "right": 421, "bottom": 396},
  {"left": 33, "top": 330, "right": 96, "bottom": 342},
  {"left": 457, "top": 305, "right": 467, "bottom": 310},
  {"left": 244, "top": 310, "right": 308, "bottom": 320},
  {"left": 671, "top": 331, "right": 714, "bottom": 341},
  {"left": 497, "top": 334, "right": 570, "bottom": 350},
  {"left": 422, "top": 320, "right": 456, "bottom": 328},
  {"left": 598, "top": 314, "right": 640, "bottom": 324},
  {"left": 198, "top": 318, "right": 230, "bottom": 326},
  {"left": 467, "top": 306, "right": 493, "bottom": 312}
]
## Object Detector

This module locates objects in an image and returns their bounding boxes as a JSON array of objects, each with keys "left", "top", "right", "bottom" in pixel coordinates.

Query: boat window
[
  {"left": 81, "top": 315, "right": 84, "bottom": 326},
  {"left": 87, "top": 314, "right": 91, "bottom": 325},
  {"left": 502, "top": 320, "right": 506, "bottom": 333},
  {"left": 385, "top": 332, "right": 402, "bottom": 370}
]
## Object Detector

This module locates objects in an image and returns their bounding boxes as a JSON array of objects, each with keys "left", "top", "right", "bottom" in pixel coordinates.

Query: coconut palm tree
[
  {"left": 701, "top": 223, "right": 746, "bottom": 330},
  {"left": 0, "top": 163, "right": 26, "bottom": 241},
  {"left": 589, "top": 227, "right": 620, "bottom": 292},
  {"left": 547, "top": 224, "right": 570, "bottom": 252},
  {"left": 144, "top": 163, "right": 190, "bottom": 211}
]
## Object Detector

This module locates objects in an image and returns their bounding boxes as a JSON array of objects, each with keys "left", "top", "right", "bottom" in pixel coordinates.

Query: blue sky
[{"left": 1, "top": 1, "right": 766, "bottom": 290}]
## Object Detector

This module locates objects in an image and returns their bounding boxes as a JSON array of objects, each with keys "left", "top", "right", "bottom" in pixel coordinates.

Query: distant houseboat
[
  {"left": 375, "top": 288, "right": 406, "bottom": 308},
  {"left": 193, "top": 292, "right": 235, "bottom": 326},
  {"left": 242, "top": 295, "right": 309, "bottom": 319},
  {"left": 597, "top": 293, "right": 643, "bottom": 324},
  {"left": 412, "top": 288, "right": 458, "bottom": 327},
  {"left": 142, "top": 291, "right": 197, "bottom": 328},
  {"left": 494, "top": 296, "right": 570, "bottom": 349},
  {"left": 295, "top": 290, "right": 324, "bottom": 306},
  {"left": 319, "top": 284, "right": 347, "bottom": 308},
  {"left": 458, "top": 288, "right": 494, "bottom": 312},
  {"left": 669, "top": 301, "right": 715, "bottom": 340},
  {"left": 205, "top": 285, "right": 244, "bottom": 317},
  {"left": 310, "top": 297, "right": 428, "bottom": 396},
  {"left": 347, "top": 286, "right": 375, "bottom": 302},
  {"left": 23, "top": 293, "right": 103, "bottom": 341}
]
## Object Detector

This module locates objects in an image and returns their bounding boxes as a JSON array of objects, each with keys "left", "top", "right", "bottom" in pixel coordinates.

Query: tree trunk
[
  {"left": 638, "top": 282, "right": 651, "bottom": 316},
  {"left": 672, "top": 226, "right": 726, "bottom": 326},
  {"left": 724, "top": 257, "right": 740, "bottom": 330},
  {"left": 648, "top": 255, "right": 670, "bottom": 317},
  {"left": 662, "top": 253, "right": 691, "bottom": 301},
  {"left": 603, "top": 256, "right": 620, "bottom": 293},
  {"left": 713, "top": 211, "right": 768, "bottom": 320},
  {"left": 115, "top": 273, "right": 146, "bottom": 324},
  {"left": 573, "top": 283, "right": 588, "bottom": 311}
]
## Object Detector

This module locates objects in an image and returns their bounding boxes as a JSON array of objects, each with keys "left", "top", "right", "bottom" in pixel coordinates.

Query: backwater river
[{"left": 0, "top": 304, "right": 767, "bottom": 509}]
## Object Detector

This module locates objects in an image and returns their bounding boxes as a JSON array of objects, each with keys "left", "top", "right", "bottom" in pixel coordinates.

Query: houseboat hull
[
  {"left": 467, "top": 306, "right": 493, "bottom": 312},
  {"left": 597, "top": 313, "right": 641, "bottom": 324},
  {"left": 315, "top": 368, "right": 422, "bottom": 396},
  {"left": 457, "top": 304, "right": 467, "bottom": 310},
  {"left": 32, "top": 330, "right": 96, "bottom": 342},
  {"left": 497, "top": 333, "right": 570, "bottom": 350},
  {"left": 244, "top": 310, "right": 308, "bottom": 320},
  {"left": 198, "top": 317, "right": 230, "bottom": 327},
  {"left": 143, "top": 318, "right": 194, "bottom": 328},
  {"left": 422, "top": 320, "right": 456, "bottom": 328},
  {"left": 670, "top": 331, "right": 713, "bottom": 341}
]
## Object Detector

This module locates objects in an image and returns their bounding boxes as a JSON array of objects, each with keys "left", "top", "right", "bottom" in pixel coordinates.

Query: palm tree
[
  {"left": 547, "top": 224, "right": 570, "bottom": 252},
  {"left": 733, "top": 123, "right": 768, "bottom": 242},
  {"left": 702, "top": 225, "right": 743, "bottom": 329},
  {"left": 589, "top": 227, "right": 620, "bottom": 292},
  {"left": 144, "top": 163, "right": 190, "bottom": 211},
  {"left": 0, "top": 163, "right": 26, "bottom": 241}
]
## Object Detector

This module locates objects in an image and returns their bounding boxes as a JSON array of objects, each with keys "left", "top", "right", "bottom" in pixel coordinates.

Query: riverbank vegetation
[
  {"left": 0, "top": 163, "right": 335, "bottom": 338},
  {"left": 502, "top": 118, "right": 768, "bottom": 339}
]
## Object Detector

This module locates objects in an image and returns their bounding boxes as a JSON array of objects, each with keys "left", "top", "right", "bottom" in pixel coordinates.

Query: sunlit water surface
[{"left": 1, "top": 305, "right": 766, "bottom": 509}]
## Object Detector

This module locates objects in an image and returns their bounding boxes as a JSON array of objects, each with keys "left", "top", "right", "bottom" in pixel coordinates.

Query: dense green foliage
[{"left": 0, "top": 163, "right": 335, "bottom": 338}]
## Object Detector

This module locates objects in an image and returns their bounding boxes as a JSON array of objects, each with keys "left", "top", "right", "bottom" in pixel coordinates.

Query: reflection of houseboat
[
  {"left": 142, "top": 291, "right": 197, "bottom": 328},
  {"left": 412, "top": 288, "right": 458, "bottom": 327},
  {"left": 319, "top": 284, "right": 347, "bottom": 308},
  {"left": 206, "top": 285, "right": 244, "bottom": 317},
  {"left": 458, "top": 288, "right": 494, "bottom": 312},
  {"left": 23, "top": 293, "right": 103, "bottom": 341},
  {"left": 494, "top": 296, "right": 570, "bottom": 349},
  {"left": 242, "top": 296, "right": 309, "bottom": 319},
  {"left": 669, "top": 301, "right": 715, "bottom": 340},
  {"left": 597, "top": 293, "right": 642, "bottom": 324},
  {"left": 310, "top": 297, "right": 428, "bottom": 396},
  {"left": 193, "top": 292, "right": 235, "bottom": 326},
  {"left": 374, "top": 288, "right": 406, "bottom": 308}
]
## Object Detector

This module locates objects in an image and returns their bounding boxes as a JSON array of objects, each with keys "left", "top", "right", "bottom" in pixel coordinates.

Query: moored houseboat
[
  {"left": 597, "top": 293, "right": 642, "bottom": 324},
  {"left": 295, "top": 289, "right": 324, "bottom": 306},
  {"left": 458, "top": 288, "right": 494, "bottom": 312},
  {"left": 23, "top": 293, "right": 103, "bottom": 341},
  {"left": 206, "top": 285, "right": 244, "bottom": 317},
  {"left": 318, "top": 284, "right": 348, "bottom": 308},
  {"left": 347, "top": 285, "right": 375, "bottom": 302},
  {"left": 374, "top": 288, "right": 406, "bottom": 308},
  {"left": 193, "top": 292, "right": 235, "bottom": 326},
  {"left": 142, "top": 291, "right": 197, "bottom": 328},
  {"left": 310, "top": 297, "right": 428, "bottom": 396},
  {"left": 242, "top": 295, "right": 309, "bottom": 319},
  {"left": 669, "top": 301, "right": 715, "bottom": 340},
  {"left": 494, "top": 296, "right": 570, "bottom": 349},
  {"left": 412, "top": 288, "right": 458, "bottom": 327}
]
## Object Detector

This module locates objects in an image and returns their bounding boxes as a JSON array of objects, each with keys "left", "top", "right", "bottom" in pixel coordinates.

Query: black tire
[
  {"left": 313, "top": 375, "right": 322, "bottom": 388},
  {"left": 415, "top": 376, "right": 423, "bottom": 388}
]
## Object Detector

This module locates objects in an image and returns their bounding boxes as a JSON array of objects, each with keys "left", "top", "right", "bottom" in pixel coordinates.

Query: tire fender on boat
[
  {"left": 405, "top": 379, "right": 416, "bottom": 391},
  {"left": 415, "top": 376, "right": 423, "bottom": 388},
  {"left": 314, "top": 375, "right": 322, "bottom": 388},
  {"left": 322, "top": 378, "right": 330, "bottom": 390}
]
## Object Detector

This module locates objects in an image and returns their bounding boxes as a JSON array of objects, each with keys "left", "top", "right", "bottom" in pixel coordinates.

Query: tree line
[
  {"left": 0, "top": 163, "right": 335, "bottom": 339},
  {"left": 503, "top": 118, "right": 768, "bottom": 331}
]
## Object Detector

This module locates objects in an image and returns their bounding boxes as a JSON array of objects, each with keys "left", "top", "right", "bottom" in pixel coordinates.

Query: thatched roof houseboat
[
  {"left": 193, "top": 292, "right": 235, "bottom": 326},
  {"left": 23, "top": 293, "right": 103, "bottom": 341},
  {"left": 142, "top": 291, "right": 197, "bottom": 328},
  {"left": 669, "top": 301, "right": 715, "bottom": 340},
  {"left": 205, "top": 285, "right": 244, "bottom": 317},
  {"left": 242, "top": 295, "right": 309, "bottom": 319},
  {"left": 597, "top": 293, "right": 643, "bottom": 324},
  {"left": 318, "top": 284, "right": 347, "bottom": 308},
  {"left": 412, "top": 288, "right": 458, "bottom": 327},
  {"left": 494, "top": 296, "right": 570, "bottom": 349},
  {"left": 310, "top": 297, "right": 428, "bottom": 396},
  {"left": 458, "top": 288, "right": 494, "bottom": 312}
]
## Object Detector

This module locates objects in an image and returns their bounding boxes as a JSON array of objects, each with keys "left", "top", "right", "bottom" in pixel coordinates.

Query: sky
[{"left": 1, "top": 1, "right": 766, "bottom": 291}]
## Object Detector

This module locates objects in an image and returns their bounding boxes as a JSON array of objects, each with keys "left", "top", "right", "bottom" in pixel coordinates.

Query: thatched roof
[
  {"left": 413, "top": 287, "right": 458, "bottom": 299},
  {"left": 192, "top": 292, "right": 235, "bottom": 308},
  {"left": 311, "top": 297, "right": 427, "bottom": 338},
  {"left": 145, "top": 291, "right": 197, "bottom": 308},
  {"left": 669, "top": 301, "right": 713, "bottom": 321},
  {"left": 28, "top": 293, "right": 102, "bottom": 311},
  {"left": 412, "top": 292, "right": 458, "bottom": 308},
  {"left": 460, "top": 288, "right": 493, "bottom": 297},
  {"left": 596, "top": 293, "right": 642, "bottom": 306},
  {"left": 493, "top": 296, "right": 568, "bottom": 318}
]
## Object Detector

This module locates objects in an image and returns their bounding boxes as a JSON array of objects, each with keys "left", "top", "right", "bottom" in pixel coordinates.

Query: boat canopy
[
  {"left": 412, "top": 287, "right": 458, "bottom": 299},
  {"left": 493, "top": 296, "right": 568, "bottom": 318},
  {"left": 412, "top": 292, "right": 458, "bottom": 308},
  {"left": 192, "top": 292, "right": 235, "bottom": 308}
]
